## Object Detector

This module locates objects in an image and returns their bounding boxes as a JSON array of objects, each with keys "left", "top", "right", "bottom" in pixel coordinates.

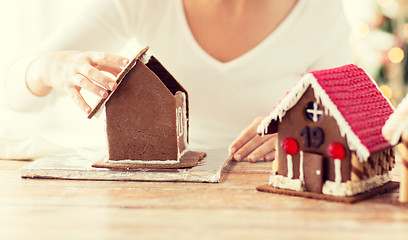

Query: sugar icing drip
[
  {"left": 299, "top": 151, "right": 304, "bottom": 182},
  {"left": 140, "top": 49, "right": 153, "bottom": 64},
  {"left": 334, "top": 159, "right": 342, "bottom": 183},
  {"left": 287, "top": 155, "right": 293, "bottom": 179}
]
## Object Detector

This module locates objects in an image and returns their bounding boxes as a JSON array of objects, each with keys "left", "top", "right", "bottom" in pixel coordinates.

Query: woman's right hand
[{"left": 26, "top": 51, "right": 129, "bottom": 114}]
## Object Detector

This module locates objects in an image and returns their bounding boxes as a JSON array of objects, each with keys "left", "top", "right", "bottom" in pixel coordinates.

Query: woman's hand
[
  {"left": 26, "top": 51, "right": 129, "bottom": 113},
  {"left": 229, "top": 116, "right": 277, "bottom": 163}
]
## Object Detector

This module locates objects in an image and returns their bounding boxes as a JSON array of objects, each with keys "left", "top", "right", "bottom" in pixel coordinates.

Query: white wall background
[
  {"left": 0, "top": 0, "right": 92, "bottom": 147},
  {"left": 0, "top": 0, "right": 86, "bottom": 76}
]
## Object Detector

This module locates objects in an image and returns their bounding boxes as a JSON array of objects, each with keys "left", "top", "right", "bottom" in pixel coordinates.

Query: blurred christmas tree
[{"left": 349, "top": 0, "right": 408, "bottom": 105}]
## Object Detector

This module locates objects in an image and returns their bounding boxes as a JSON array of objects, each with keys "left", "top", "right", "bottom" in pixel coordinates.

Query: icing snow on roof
[{"left": 258, "top": 64, "right": 394, "bottom": 161}]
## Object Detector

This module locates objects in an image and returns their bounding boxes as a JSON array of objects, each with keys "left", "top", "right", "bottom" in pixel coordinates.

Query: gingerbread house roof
[
  {"left": 258, "top": 64, "right": 394, "bottom": 162},
  {"left": 87, "top": 46, "right": 187, "bottom": 119}
]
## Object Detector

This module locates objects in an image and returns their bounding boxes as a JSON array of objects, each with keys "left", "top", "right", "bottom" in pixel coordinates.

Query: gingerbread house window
[{"left": 305, "top": 102, "right": 323, "bottom": 122}]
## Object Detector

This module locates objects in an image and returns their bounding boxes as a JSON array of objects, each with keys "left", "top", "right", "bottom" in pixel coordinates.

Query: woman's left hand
[{"left": 229, "top": 116, "right": 277, "bottom": 163}]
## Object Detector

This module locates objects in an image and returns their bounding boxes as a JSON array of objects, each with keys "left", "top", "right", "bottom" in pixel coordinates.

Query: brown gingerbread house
[
  {"left": 257, "top": 64, "right": 397, "bottom": 201},
  {"left": 89, "top": 47, "right": 205, "bottom": 169}
]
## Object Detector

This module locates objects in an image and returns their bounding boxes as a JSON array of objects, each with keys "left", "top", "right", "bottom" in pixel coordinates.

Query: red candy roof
[
  {"left": 312, "top": 64, "right": 394, "bottom": 154},
  {"left": 258, "top": 64, "right": 394, "bottom": 161}
]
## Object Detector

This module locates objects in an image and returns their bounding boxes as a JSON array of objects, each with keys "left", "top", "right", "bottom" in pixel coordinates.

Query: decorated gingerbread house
[
  {"left": 88, "top": 47, "right": 205, "bottom": 169},
  {"left": 257, "top": 64, "right": 397, "bottom": 200}
]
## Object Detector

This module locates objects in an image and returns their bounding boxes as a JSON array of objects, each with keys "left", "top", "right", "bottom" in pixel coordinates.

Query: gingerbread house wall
[
  {"left": 105, "top": 60, "right": 179, "bottom": 161},
  {"left": 277, "top": 87, "right": 351, "bottom": 182}
]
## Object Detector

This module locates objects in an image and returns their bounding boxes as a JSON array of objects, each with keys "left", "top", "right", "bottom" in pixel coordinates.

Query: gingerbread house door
[{"left": 302, "top": 151, "right": 324, "bottom": 193}]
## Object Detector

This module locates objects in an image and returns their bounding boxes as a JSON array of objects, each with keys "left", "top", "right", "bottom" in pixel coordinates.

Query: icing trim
[
  {"left": 176, "top": 91, "right": 189, "bottom": 156},
  {"left": 287, "top": 154, "right": 293, "bottom": 179},
  {"left": 270, "top": 172, "right": 391, "bottom": 197},
  {"left": 269, "top": 174, "right": 303, "bottom": 192},
  {"left": 140, "top": 48, "right": 153, "bottom": 64},
  {"left": 334, "top": 159, "right": 342, "bottom": 183},
  {"left": 322, "top": 172, "right": 391, "bottom": 196},
  {"left": 299, "top": 151, "right": 304, "bottom": 182},
  {"left": 106, "top": 158, "right": 180, "bottom": 165}
]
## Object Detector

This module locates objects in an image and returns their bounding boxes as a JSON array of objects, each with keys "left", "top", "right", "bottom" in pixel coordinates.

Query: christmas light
[
  {"left": 379, "top": 84, "right": 393, "bottom": 99},
  {"left": 388, "top": 47, "right": 404, "bottom": 63}
]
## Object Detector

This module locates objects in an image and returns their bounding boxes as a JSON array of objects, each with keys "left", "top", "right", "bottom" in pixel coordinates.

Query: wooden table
[{"left": 1, "top": 159, "right": 408, "bottom": 240}]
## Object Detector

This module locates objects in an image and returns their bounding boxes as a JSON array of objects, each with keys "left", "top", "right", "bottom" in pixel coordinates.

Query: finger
[
  {"left": 247, "top": 136, "right": 277, "bottom": 162},
  {"left": 233, "top": 134, "right": 272, "bottom": 162},
  {"left": 66, "top": 87, "right": 91, "bottom": 114},
  {"left": 229, "top": 117, "right": 264, "bottom": 154},
  {"left": 264, "top": 151, "right": 276, "bottom": 161},
  {"left": 72, "top": 74, "right": 108, "bottom": 98},
  {"left": 95, "top": 64, "right": 123, "bottom": 76},
  {"left": 78, "top": 65, "right": 117, "bottom": 91},
  {"left": 88, "top": 52, "right": 129, "bottom": 69}
]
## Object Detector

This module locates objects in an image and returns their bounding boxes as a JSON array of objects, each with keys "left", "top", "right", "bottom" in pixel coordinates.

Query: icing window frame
[{"left": 305, "top": 101, "right": 323, "bottom": 122}]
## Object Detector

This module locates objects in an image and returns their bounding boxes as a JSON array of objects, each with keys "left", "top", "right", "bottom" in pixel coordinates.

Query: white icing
[
  {"left": 334, "top": 159, "right": 342, "bottom": 183},
  {"left": 299, "top": 151, "right": 304, "bottom": 182},
  {"left": 176, "top": 107, "right": 184, "bottom": 138},
  {"left": 106, "top": 158, "right": 180, "bottom": 165},
  {"left": 386, "top": 116, "right": 408, "bottom": 145},
  {"left": 175, "top": 91, "right": 189, "bottom": 157},
  {"left": 322, "top": 173, "right": 391, "bottom": 196},
  {"left": 269, "top": 172, "right": 391, "bottom": 197},
  {"left": 269, "top": 174, "right": 303, "bottom": 192},
  {"left": 271, "top": 160, "right": 278, "bottom": 176},
  {"left": 306, "top": 102, "right": 323, "bottom": 122},
  {"left": 257, "top": 68, "right": 392, "bottom": 162},
  {"left": 287, "top": 154, "right": 293, "bottom": 179},
  {"left": 140, "top": 49, "right": 153, "bottom": 64}
]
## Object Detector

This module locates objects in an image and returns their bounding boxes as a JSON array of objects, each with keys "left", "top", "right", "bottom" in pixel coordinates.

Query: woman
[{"left": 4, "top": 0, "right": 352, "bottom": 162}]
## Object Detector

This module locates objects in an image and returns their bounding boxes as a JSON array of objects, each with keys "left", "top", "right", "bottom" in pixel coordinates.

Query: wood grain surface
[{"left": 0, "top": 159, "right": 407, "bottom": 240}]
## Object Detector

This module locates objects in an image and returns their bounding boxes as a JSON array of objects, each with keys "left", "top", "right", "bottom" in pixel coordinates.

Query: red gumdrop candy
[
  {"left": 327, "top": 142, "right": 345, "bottom": 159},
  {"left": 282, "top": 137, "right": 298, "bottom": 155}
]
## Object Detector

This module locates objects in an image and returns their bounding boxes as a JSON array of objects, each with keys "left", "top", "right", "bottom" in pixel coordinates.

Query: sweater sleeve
[
  {"left": 3, "top": 54, "right": 57, "bottom": 112},
  {"left": 3, "top": 0, "right": 138, "bottom": 112}
]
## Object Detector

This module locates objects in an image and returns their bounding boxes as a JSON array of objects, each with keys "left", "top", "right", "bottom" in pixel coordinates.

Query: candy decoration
[
  {"left": 328, "top": 142, "right": 345, "bottom": 183},
  {"left": 328, "top": 142, "right": 345, "bottom": 159},
  {"left": 282, "top": 137, "right": 298, "bottom": 155},
  {"left": 282, "top": 138, "right": 298, "bottom": 179}
]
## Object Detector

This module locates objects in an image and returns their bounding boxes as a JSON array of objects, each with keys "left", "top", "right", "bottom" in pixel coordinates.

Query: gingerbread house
[
  {"left": 257, "top": 64, "right": 397, "bottom": 200},
  {"left": 88, "top": 47, "right": 205, "bottom": 169}
]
